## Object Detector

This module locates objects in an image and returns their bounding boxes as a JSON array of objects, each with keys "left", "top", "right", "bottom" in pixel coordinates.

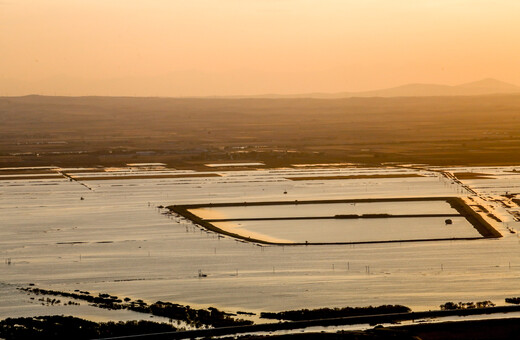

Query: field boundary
[{"left": 167, "top": 197, "right": 501, "bottom": 246}]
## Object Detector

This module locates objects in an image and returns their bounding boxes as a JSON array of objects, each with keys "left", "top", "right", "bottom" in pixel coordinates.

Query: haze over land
[
  {"left": 3, "top": 94, "right": 520, "bottom": 168},
  {"left": 230, "top": 78, "right": 520, "bottom": 98}
]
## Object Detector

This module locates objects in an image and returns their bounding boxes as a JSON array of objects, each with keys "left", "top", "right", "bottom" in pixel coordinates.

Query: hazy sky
[{"left": 1, "top": 0, "right": 520, "bottom": 96}]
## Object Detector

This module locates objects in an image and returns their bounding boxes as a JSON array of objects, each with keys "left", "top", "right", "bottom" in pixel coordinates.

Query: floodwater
[
  {"left": 1, "top": 166, "right": 520, "bottom": 323},
  {"left": 212, "top": 216, "right": 479, "bottom": 243},
  {"left": 204, "top": 162, "right": 265, "bottom": 167},
  {"left": 190, "top": 200, "right": 458, "bottom": 220}
]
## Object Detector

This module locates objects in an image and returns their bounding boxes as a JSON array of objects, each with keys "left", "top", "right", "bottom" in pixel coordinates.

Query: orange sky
[{"left": 1, "top": 0, "right": 520, "bottom": 96}]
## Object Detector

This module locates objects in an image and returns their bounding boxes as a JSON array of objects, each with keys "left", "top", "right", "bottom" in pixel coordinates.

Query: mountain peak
[{"left": 233, "top": 78, "right": 520, "bottom": 99}]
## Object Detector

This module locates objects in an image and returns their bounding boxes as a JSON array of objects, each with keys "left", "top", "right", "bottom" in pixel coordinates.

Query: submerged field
[
  {"left": 1, "top": 165, "right": 520, "bottom": 324},
  {"left": 184, "top": 198, "right": 488, "bottom": 244},
  {"left": 210, "top": 216, "right": 479, "bottom": 244}
]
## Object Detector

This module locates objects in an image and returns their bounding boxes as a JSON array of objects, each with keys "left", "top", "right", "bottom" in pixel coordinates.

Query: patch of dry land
[
  {"left": 286, "top": 174, "right": 424, "bottom": 181},
  {"left": 75, "top": 173, "right": 221, "bottom": 181},
  {"left": 3, "top": 95, "right": 520, "bottom": 168}
]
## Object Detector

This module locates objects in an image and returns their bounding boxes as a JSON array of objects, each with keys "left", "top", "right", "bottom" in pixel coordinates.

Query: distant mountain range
[
  {"left": 2, "top": 77, "right": 519, "bottom": 99},
  {"left": 233, "top": 78, "right": 520, "bottom": 99}
]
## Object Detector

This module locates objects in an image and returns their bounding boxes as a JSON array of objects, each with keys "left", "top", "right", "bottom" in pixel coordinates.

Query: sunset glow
[{"left": 2, "top": 0, "right": 520, "bottom": 96}]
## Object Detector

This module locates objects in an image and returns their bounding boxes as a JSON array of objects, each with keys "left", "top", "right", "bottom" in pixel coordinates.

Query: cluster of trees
[
  {"left": 0, "top": 316, "right": 177, "bottom": 340},
  {"left": 505, "top": 297, "right": 520, "bottom": 304},
  {"left": 31, "top": 297, "right": 79, "bottom": 306},
  {"left": 20, "top": 287, "right": 252, "bottom": 328},
  {"left": 132, "top": 302, "right": 252, "bottom": 328},
  {"left": 440, "top": 301, "right": 495, "bottom": 310},
  {"left": 20, "top": 288, "right": 124, "bottom": 306},
  {"left": 260, "top": 305, "right": 411, "bottom": 321}
]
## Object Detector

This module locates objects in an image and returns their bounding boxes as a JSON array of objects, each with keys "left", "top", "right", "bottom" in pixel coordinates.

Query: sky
[{"left": 1, "top": 0, "right": 520, "bottom": 96}]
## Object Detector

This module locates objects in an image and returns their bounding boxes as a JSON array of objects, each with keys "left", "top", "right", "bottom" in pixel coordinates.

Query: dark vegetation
[
  {"left": 0, "top": 316, "right": 177, "bottom": 340},
  {"left": 439, "top": 301, "right": 495, "bottom": 310},
  {"left": 505, "top": 297, "right": 520, "bottom": 304},
  {"left": 260, "top": 305, "right": 411, "bottom": 321},
  {"left": 396, "top": 317, "right": 520, "bottom": 340},
  {"left": 223, "top": 318, "right": 520, "bottom": 340},
  {"left": 5, "top": 291, "right": 520, "bottom": 340},
  {"left": 20, "top": 287, "right": 252, "bottom": 328},
  {"left": 3, "top": 95, "right": 520, "bottom": 168},
  {"left": 5, "top": 315, "right": 520, "bottom": 340},
  {"left": 219, "top": 328, "right": 420, "bottom": 340}
]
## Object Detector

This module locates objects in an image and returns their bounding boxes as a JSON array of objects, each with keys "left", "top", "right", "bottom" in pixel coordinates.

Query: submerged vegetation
[
  {"left": 439, "top": 301, "right": 495, "bottom": 310},
  {"left": 0, "top": 316, "right": 176, "bottom": 340},
  {"left": 19, "top": 287, "right": 252, "bottom": 328},
  {"left": 505, "top": 297, "right": 520, "bottom": 304}
]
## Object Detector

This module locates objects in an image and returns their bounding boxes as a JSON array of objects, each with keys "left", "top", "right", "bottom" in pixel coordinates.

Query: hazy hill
[
  {"left": 239, "top": 78, "right": 520, "bottom": 99},
  {"left": 3, "top": 77, "right": 519, "bottom": 99}
]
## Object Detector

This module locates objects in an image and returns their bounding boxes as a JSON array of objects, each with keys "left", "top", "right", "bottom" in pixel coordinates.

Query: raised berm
[{"left": 168, "top": 197, "right": 501, "bottom": 246}]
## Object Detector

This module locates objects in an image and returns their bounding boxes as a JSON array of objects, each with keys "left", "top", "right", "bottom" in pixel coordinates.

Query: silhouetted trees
[
  {"left": 440, "top": 301, "right": 495, "bottom": 310},
  {"left": 260, "top": 305, "right": 410, "bottom": 321},
  {"left": 0, "top": 316, "right": 177, "bottom": 340}
]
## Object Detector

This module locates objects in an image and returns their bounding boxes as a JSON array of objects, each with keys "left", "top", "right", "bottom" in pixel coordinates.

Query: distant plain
[{"left": 2, "top": 94, "right": 520, "bottom": 168}]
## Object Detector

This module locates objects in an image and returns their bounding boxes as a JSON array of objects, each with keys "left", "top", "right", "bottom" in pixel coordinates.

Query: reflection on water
[
  {"left": 213, "top": 217, "right": 480, "bottom": 243},
  {"left": 0, "top": 166, "right": 519, "bottom": 322},
  {"left": 191, "top": 201, "right": 457, "bottom": 219}
]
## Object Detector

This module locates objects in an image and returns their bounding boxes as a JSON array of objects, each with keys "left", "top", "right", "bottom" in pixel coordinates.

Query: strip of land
[
  {"left": 95, "top": 306, "right": 520, "bottom": 339},
  {"left": 0, "top": 175, "right": 64, "bottom": 180},
  {"left": 74, "top": 173, "right": 221, "bottom": 181},
  {"left": 447, "top": 198, "right": 502, "bottom": 238},
  {"left": 168, "top": 197, "right": 501, "bottom": 245},
  {"left": 204, "top": 214, "right": 461, "bottom": 222},
  {"left": 286, "top": 174, "right": 423, "bottom": 181}
]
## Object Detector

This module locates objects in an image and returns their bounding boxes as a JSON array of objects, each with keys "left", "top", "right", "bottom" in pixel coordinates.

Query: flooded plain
[
  {"left": 1, "top": 165, "right": 520, "bottom": 322},
  {"left": 212, "top": 217, "right": 480, "bottom": 244},
  {"left": 190, "top": 200, "right": 458, "bottom": 220}
]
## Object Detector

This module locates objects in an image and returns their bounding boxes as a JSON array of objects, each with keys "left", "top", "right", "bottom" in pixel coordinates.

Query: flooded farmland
[
  {"left": 1, "top": 165, "right": 520, "bottom": 322},
  {"left": 211, "top": 217, "right": 480, "bottom": 244},
  {"left": 190, "top": 200, "right": 459, "bottom": 219}
]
